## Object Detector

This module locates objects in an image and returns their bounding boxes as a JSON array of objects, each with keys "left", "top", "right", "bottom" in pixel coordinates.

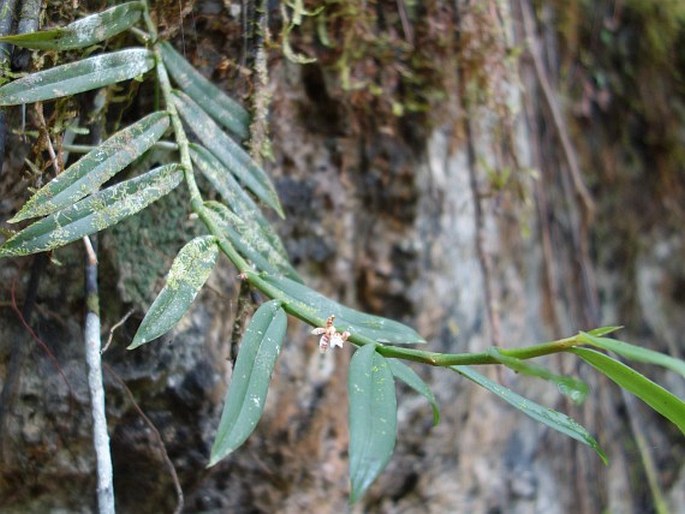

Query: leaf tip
[
  {"left": 274, "top": 201, "right": 286, "bottom": 220},
  {"left": 208, "top": 445, "right": 234, "bottom": 468},
  {"left": 432, "top": 408, "right": 441, "bottom": 426},
  {"left": 127, "top": 336, "right": 145, "bottom": 350},
  {"left": 596, "top": 446, "right": 609, "bottom": 466},
  {"left": 348, "top": 483, "right": 365, "bottom": 505}
]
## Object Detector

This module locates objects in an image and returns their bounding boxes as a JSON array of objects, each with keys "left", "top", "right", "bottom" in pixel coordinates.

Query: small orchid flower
[{"left": 311, "top": 315, "right": 350, "bottom": 353}]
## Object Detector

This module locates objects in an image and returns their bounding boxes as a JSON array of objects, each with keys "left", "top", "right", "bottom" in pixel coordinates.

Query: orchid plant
[{"left": 0, "top": 0, "right": 683, "bottom": 506}]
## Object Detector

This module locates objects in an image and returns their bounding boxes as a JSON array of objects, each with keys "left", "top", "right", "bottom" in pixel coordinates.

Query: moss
[
  {"left": 284, "top": 0, "right": 459, "bottom": 128},
  {"left": 105, "top": 183, "right": 200, "bottom": 309}
]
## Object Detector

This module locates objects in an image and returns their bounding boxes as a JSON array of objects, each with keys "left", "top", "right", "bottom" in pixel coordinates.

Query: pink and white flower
[{"left": 311, "top": 315, "right": 350, "bottom": 353}]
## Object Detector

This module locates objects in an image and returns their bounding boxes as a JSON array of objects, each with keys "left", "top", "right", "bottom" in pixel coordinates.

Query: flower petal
[{"left": 331, "top": 333, "right": 345, "bottom": 349}]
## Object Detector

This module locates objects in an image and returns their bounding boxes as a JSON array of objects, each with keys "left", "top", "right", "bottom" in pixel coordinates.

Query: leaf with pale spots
[
  {"left": 11, "top": 112, "right": 170, "bottom": 223},
  {"left": 190, "top": 143, "right": 290, "bottom": 261},
  {"left": 261, "top": 274, "right": 426, "bottom": 345},
  {"left": 203, "top": 201, "right": 302, "bottom": 282},
  {"left": 0, "top": 2, "right": 143, "bottom": 50},
  {"left": 209, "top": 300, "right": 287, "bottom": 465},
  {"left": 388, "top": 359, "right": 440, "bottom": 425},
  {"left": 0, "top": 164, "right": 182, "bottom": 258},
  {"left": 128, "top": 235, "right": 219, "bottom": 349},
  {"left": 173, "top": 90, "right": 284, "bottom": 217},
  {"left": 451, "top": 365, "right": 607, "bottom": 463},
  {"left": 160, "top": 41, "right": 250, "bottom": 139},
  {"left": 0, "top": 48, "right": 155, "bottom": 106},
  {"left": 349, "top": 344, "right": 397, "bottom": 503}
]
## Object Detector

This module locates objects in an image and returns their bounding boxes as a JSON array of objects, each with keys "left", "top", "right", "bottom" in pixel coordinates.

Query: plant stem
[
  {"left": 233, "top": 263, "right": 585, "bottom": 368},
  {"left": 146, "top": 5, "right": 251, "bottom": 282},
  {"left": 374, "top": 335, "right": 581, "bottom": 366},
  {"left": 152, "top": 45, "right": 203, "bottom": 211}
]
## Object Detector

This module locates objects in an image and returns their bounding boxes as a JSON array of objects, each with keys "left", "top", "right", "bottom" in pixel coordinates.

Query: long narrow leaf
[
  {"left": 11, "top": 112, "right": 170, "bottom": 222},
  {"left": 129, "top": 236, "right": 219, "bottom": 349},
  {"left": 349, "top": 344, "right": 397, "bottom": 503},
  {"left": 160, "top": 41, "right": 249, "bottom": 139},
  {"left": 586, "top": 326, "right": 622, "bottom": 337},
  {"left": 261, "top": 273, "right": 426, "bottom": 345},
  {"left": 209, "top": 300, "right": 287, "bottom": 465},
  {"left": 488, "top": 348, "right": 588, "bottom": 404},
  {"left": 203, "top": 201, "right": 302, "bottom": 281},
  {"left": 190, "top": 143, "right": 289, "bottom": 258},
  {"left": 571, "top": 348, "right": 685, "bottom": 434},
  {"left": 0, "top": 48, "right": 155, "bottom": 105},
  {"left": 578, "top": 332, "right": 685, "bottom": 379},
  {"left": 173, "top": 90, "right": 284, "bottom": 217},
  {"left": 0, "top": 164, "right": 182, "bottom": 257},
  {"left": 205, "top": 205, "right": 280, "bottom": 276},
  {"left": 0, "top": 2, "right": 143, "bottom": 50},
  {"left": 388, "top": 359, "right": 440, "bottom": 425},
  {"left": 451, "top": 365, "right": 607, "bottom": 463}
]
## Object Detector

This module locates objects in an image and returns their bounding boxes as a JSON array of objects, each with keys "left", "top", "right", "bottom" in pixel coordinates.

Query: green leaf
[
  {"left": 11, "top": 112, "right": 170, "bottom": 222},
  {"left": 0, "top": 2, "right": 143, "bottom": 50},
  {"left": 261, "top": 273, "right": 426, "bottom": 345},
  {"left": 585, "top": 325, "right": 622, "bottom": 337},
  {"left": 349, "top": 344, "right": 397, "bottom": 503},
  {"left": 159, "top": 41, "right": 249, "bottom": 139},
  {"left": 204, "top": 202, "right": 280, "bottom": 275},
  {"left": 0, "top": 48, "right": 155, "bottom": 106},
  {"left": 488, "top": 348, "right": 589, "bottom": 404},
  {"left": 578, "top": 332, "right": 685, "bottom": 379},
  {"left": 172, "top": 90, "right": 284, "bottom": 217},
  {"left": 451, "top": 365, "right": 607, "bottom": 463},
  {"left": 203, "top": 201, "right": 302, "bottom": 282},
  {"left": 189, "top": 143, "right": 289, "bottom": 259},
  {"left": 0, "top": 164, "right": 182, "bottom": 257},
  {"left": 209, "top": 300, "right": 287, "bottom": 466},
  {"left": 387, "top": 359, "right": 440, "bottom": 425},
  {"left": 128, "top": 235, "right": 219, "bottom": 349},
  {"left": 571, "top": 348, "right": 685, "bottom": 435}
]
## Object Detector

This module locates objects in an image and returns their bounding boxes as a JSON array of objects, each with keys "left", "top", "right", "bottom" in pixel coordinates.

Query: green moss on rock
[{"left": 105, "top": 184, "right": 200, "bottom": 308}]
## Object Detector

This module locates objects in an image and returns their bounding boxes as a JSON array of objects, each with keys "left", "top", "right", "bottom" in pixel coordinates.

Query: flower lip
[{"left": 311, "top": 315, "right": 349, "bottom": 353}]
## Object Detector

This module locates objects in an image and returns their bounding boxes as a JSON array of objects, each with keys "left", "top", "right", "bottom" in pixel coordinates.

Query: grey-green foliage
[
  {"left": 11, "top": 112, "right": 170, "bottom": 222},
  {"left": 1, "top": 0, "right": 684, "bottom": 506},
  {"left": 0, "top": 48, "right": 155, "bottom": 105},
  {"left": 209, "top": 300, "right": 287, "bottom": 465},
  {"left": 108, "top": 184, "right": 199, "bottom": 307},
  {"left": 159, "top": 41, "right": 249, "bottom": 139},
  {"left": 129, "top": 235, "right": 219, "bottom": 349},
  {"left": 0, "top": 164, "right": 183, "bottom": 257},
  {"left": 0, "top": 2, "right": 143, "bottom": 50},
  {"left": 348, "top": 344, "right": 397, "bottom": 503}
]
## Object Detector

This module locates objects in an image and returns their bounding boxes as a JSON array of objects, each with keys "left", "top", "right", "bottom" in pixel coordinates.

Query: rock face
[{"left": 0, "top": 1, "right": 683, "bottom": 513}]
